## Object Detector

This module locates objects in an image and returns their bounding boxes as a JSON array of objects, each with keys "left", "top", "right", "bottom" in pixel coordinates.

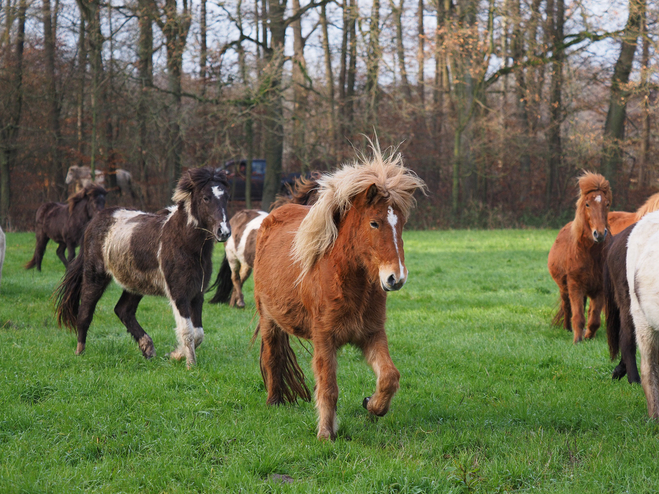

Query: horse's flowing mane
[
  {"left": 270, "top": 172, "right": 322, "bottom": 210},
  {"left": 635, "top": 192, "right": 659, "bottom": 221},
  {"left": 571, "top": 172, "right": 612, "bottom": 240},
  {"left": 67, "top": 184, "right": 106, "bottom": 214},
  {"left": 292, "top": 143, "right": 426, "bottom": 278}
]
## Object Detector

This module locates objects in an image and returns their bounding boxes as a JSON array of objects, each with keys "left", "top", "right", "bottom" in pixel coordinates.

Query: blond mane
[
  {"left": 635, "top": 192, "right": 659, "bottom": 221},
  {"left": 571, "top": 171, "right": 612, "bottom": 240},
  {"left": 292, "top": 143, "right": 426, "bottom": 278}
]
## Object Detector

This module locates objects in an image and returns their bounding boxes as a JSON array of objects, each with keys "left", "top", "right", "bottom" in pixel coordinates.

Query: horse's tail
[
  {"left": 551, "top": 305, "right": 565, "bottom": 327},
  {"left": 254, "top": 321, "right": 311, "bottom": 404},
  {"left": 208, "top": 254, "right": 233, "bottom": 304},
  {"left": 25, "top": 205, "right": 47, "bottom": 270},
  {"left": 54, "top": 248, "right": 85, "bottom": 332},
  {"left": 604, "top": 261, "right": 621, "bottom": 360}
]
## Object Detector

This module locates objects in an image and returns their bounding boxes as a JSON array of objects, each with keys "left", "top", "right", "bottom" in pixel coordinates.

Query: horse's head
[
  {"left": 173, "top": 167, "right": 231, "bottom": 242},
  {"left": 68, "top": 184, "right": 106, "bottom": 216},
  {"left": 573, "top": 172, "right": 612, "bottom": 244},
  {"left": 292, "top": 143, "right": 426, "bottom": 289}
]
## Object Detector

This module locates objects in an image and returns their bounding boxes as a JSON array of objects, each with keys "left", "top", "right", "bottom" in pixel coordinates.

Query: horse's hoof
[
  {"left": 612, "top": 366, "right": 626, "bottom": 380},
  {"left": 138, "top": 335, "right": 156, "bottom": 359},
  {"left": 75, "top": 343, "right": 85, "bottom": 355},
  {"left": 362, "top": 396, "right": 371, "bottom": 410},
  {"left": 317, "top": 429, "right": 337, "bottom": 441}
]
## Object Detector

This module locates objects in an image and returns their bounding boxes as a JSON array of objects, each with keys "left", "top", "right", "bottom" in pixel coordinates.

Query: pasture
[{"left": 0, "top": 230, "right": 656, "bottom": 493}]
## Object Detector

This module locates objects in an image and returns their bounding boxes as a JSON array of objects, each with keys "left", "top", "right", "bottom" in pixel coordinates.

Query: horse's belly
[{"left": 110, "top": 265, "right": 166, "bottom": 297}]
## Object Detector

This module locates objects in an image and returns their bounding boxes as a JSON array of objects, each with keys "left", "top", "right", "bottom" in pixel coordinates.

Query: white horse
[
  {"left": 627, "top": 210, "right": 659, "bottom": 418},
  {"left": 0, "top": 225, "right": 5, "bottom": 288},
  {"left": 66, "top": 166, "right": 134, "bottom": 199}
]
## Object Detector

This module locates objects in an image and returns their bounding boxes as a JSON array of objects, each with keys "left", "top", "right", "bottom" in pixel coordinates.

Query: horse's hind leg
[
  {"left": 29, "top": 234, "right": 49, "bottom": 271},
  {"left": 637, "top": 322, "right": 659, "bottom": 418},
  {"left": 114, "top": 290, "right": 155, "bottom": 359},
  {"left": 75, "top": 272, "right": 111, "bottom": 355},
  {"left": 56, "top": 243, "right": 68, "bottom": 267},
  {"left": 66, "top": 241, "right": 77, "bottom": 263},
  {"left": 312, "top": 338, "right": 340, "bottom": 440},
  {"left": 585, "top": 294, "right": 604, "bottom": 339},
  {"left": 567, "top": 282, "right": 586, "bottom": 343},
  {"left": 559, "top": 287, "right": 572, "bottom": 331},
  {"left": 231, "top": 264, "right": 252, "bottom": 308},
  {"left": 359, "top": 332, "right": 401, "bottom": 419},
  {"left": 621, "top": 309, "right": 640, "bottom": 384}
]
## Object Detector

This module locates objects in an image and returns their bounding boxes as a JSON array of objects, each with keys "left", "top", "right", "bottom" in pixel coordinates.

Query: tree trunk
[
  {"left": 291, "top": 0, "right": 307, "bottom": 164},
  {"left": 417, "top": 0, "right": 425, "bottom": 103},
  {"left": 200, "top": 0, "right": 207, "bottom": 87},
  {"left": 365, "top": 0, "right": 381, "bottom": 123},
  {"left": 392, "top": 0, "right": 412, "bottom": 100},
  {"left": 320, "top": 3, "right": 336, "bottom": 156},
  {"left": 137, "top": 0, "right": 153, "bottom": 206},
  {"left": 602, "top": 0, "right": 643, "bottom": 192},
  {"left": 545, "top": 0, "right": 564, "bottom": 208},
  {"left": 638, "top": 7, "right": 650, "bottom": 185},
  {"left": 345, "top": 0, "right": 358, "bottom": 126},
  {"left": 0, "top": 0, "right": 26, "bottom": 228},
  {"left": 43, "top": 0, "right": 63, "bottom": 199},
  {"left": 76, "top": 17, "right": 86, "bottom": 167}
]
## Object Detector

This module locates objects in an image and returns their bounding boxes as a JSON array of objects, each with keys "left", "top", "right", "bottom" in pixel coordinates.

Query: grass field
[{"left": 0, "top": 230, "right": 656, "bottom": 493}]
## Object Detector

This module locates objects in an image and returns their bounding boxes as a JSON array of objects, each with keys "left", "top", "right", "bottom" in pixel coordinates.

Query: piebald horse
[
  {"left": 253, "top": 147, "right": 425, "bottom": 440},
  {"left": 54, "top": 167, "right": 230, "bottom": 368}
]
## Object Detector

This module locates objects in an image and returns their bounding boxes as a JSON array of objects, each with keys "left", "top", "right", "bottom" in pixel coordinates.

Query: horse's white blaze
[
  {"left": 220, "top": 210, "right": 230, "bottom": 236},
  {"left": 595, "top": 195, "right": 602, "bottom": 203},
  {"left": 380, "top": 206, "right": 406, "bottom": 287},
  {"left": 212, "top": 186, "right": 225, "bottom": 199},
  {"left": 237, "top": 212, "right": 268, "bottom": 260}
]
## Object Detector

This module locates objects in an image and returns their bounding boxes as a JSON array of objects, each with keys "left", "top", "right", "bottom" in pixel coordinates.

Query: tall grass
[{"left": 0, "top": 230, "right": 656, "bottom": 493}]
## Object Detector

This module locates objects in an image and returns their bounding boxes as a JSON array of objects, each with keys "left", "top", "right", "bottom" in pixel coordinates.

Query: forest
[{"left": 0, "top": 0, "right": 656, "bottom": 230}]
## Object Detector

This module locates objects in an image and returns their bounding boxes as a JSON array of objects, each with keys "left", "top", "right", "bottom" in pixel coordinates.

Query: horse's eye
[
  {"left": 585, "top": 203, "right": 590, "bottom": 208},
  {"left": 370, "top": 221, "right": 379, "bottom": 229},
  {"left": 203, "top": 196, "right": 210, "bottom": 203}
]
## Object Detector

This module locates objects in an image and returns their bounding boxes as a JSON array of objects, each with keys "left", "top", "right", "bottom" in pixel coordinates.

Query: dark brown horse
[
  {"left": 548, "top": 172, "right": 611, "bottom": 343},
  {"left": 209, "top": 174, "right": 320, "bottom": 307},
  {"left": 604, "top": 223, "right": 640, "bottom": 384},
  {"left": 253, "top": 147, "right": 425, "bottom": 440},
  {"left": 25, "top": 184, "right": 107, "bottom": 271},
  {"left": 54, "top": 167, "right": 230, "bottom": 368}
]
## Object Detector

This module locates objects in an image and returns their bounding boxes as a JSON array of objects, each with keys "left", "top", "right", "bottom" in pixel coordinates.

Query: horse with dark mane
[
  {"left": 209, "top": 173, "right": 320, "bottom": 307},
  {"left": 548, "top": 172, "right": 611, "bottom": 343},
  {"left": 54, "top": 167, "right": 230, "bottom": 368},
  {"left": 25, "top": 184, "right": 107, "bottom": 271},
  {"left": 253, "top": 146, "right": 425, "bottom": 440},
  {"left": 604, "top": 223, "right": 640, "bottom": 384}
]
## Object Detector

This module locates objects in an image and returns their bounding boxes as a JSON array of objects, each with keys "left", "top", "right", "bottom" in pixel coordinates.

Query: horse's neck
[
  {"left": 326, "top": 216, "right": 374, "bottom": 288},
  {"left": 167, "top": 208, "right": 212, "bottom": 254}
]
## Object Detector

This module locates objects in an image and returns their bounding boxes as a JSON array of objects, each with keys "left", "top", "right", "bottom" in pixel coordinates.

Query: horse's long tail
[
  {"left": 551, "top": 305, "right": 565, "bottom": 327},
  {"left": 604, "top": 262, "right": 621, "bottom": 360},
  {"left": 254, "top": 321, "right": 311, "bottom": 404},
  {"left": 208, "top": 254, "right": 233, "bottom": 304},
  {"left": 54, "top": 248, "right": 85, "bottom": 332}
]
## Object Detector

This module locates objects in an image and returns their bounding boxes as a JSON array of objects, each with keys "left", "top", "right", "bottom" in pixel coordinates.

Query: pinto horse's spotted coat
[{"left": 55, "top": 167, "right": 230, "bottom": 368}]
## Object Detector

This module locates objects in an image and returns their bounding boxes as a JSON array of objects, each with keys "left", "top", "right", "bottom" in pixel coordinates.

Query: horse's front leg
[
  {"left": 66, "top": 242, "right": 77, "bottom": 263},
  {"left": 312, "top": 339, "right": 339, "bottom": 441},
  {"left": 190, "top": 293, "right": 205, "bottom": 349},
  {"left": 567, "top": 281, "right": 586, "bottom": 343},
  {"left": 360, "top": 332, "right": 400, "bottom": 417},
  {"left": 169, "top": 297, "right": 197, "bottom": 368},
  {"left": 56, "top": 243, "right": 68, "bottom": 267},
  {"left": 584, "top": 293, "right": 604, "bottom": 339}
]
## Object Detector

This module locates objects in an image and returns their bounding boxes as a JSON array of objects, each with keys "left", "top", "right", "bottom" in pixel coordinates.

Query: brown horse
[
  {"left": 209, "top": 174, "right": 320, "bottom": 307},
  {"left": 548, "top": 172, "right": 611, "bottom": 343},
  {"left": 253, "top": 147, "right": 425, "bottom": 440},
  {"left": 608, "top": 192, "right": 659, "bottom": 235},
  {"left": 25, "top": 184, "right": 107, "bottom": 271},
  {"left": 54, "top": 167, "right": 230, "bottom": 368}
]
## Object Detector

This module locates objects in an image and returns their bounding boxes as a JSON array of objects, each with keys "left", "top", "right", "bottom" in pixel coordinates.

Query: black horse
[
  {"left": 54, "top": 167, "right": 231, "bottom": 368},
  {"left": 25, "top": 184, "right": 107, "bottom": 271}
]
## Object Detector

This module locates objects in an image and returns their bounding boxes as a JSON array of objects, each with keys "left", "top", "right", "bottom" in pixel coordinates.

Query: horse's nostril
[{"left": 387, "top": 274, "right": 396, "bottom": 286}]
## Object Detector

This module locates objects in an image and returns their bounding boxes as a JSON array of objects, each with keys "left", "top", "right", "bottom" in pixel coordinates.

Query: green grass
[{"left": 0, "top": 230, "right": 656, "bottom": 493}]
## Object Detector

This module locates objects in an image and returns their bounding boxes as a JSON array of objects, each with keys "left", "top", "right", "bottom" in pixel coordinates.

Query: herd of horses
[{"left": 10, "top": 148, "right": 659, "bottom": 439}]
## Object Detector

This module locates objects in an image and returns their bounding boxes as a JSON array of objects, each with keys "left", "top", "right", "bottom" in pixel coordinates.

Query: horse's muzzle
[
  {"left": 592, "top": 229, "right": 607, "bottom": 243},
  {"left": 216, "top": 228, "right": 231, "bottom": 243},
  {"left": 381, "top": 273, "right": 406, "bottom": 292}
]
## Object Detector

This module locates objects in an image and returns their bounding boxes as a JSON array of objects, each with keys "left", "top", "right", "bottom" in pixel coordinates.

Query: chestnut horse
[
  {"left": 548, "top": 172, "right": 611, "bottom": 343},
  {"left": 54, "top": 167, "right": 230, "bottom": 368},
  {"left": 608, "top": 192, "right": 659, "bottom": 234},
  {"left": 25, "top": 184, "right": 107, "bottom": 271},
  {"left": 626, "top": 211, "right": 659, "bottom": 418},
  {"left": 209, "top": 174, "right": 320, "bottom": 307},
  {"left": 253, "top": 148, "right": 425, "bottom": 440}
]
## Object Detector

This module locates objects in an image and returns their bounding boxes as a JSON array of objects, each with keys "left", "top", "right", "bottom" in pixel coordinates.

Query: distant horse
[
  {"left": 54, "top": 167, "right": 230, "bottom": 368},
  {"left": 0, "top": 226, "right": 5, "bottom": 288},
  {"left": 608, "top": 192, "right": 659, "bottom": 234},
  {"left": 209, "top": 174, "right": 320, "bottom": 307},
  {"left": 626, "top": 211, "right": 659, "bottom": 418},
  {"left": 253, "top": 147, "right": 425, "bottom": 440},
  {"left": 25, "top": 184, "right": 107, "bottom": 271},
  {"left": 604, "top": 223, "right": 640, "bottom": 384},
  {"left": 66, "top": 165, "right": 135, "bottom": 199},
  {"left": 548, "top": 172, "right": 611, "bottom": 343}
]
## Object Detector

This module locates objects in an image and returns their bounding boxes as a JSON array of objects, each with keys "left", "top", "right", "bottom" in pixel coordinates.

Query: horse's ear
[{"left": 366, "top": 183, "right": 379, "bottom": 204}]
